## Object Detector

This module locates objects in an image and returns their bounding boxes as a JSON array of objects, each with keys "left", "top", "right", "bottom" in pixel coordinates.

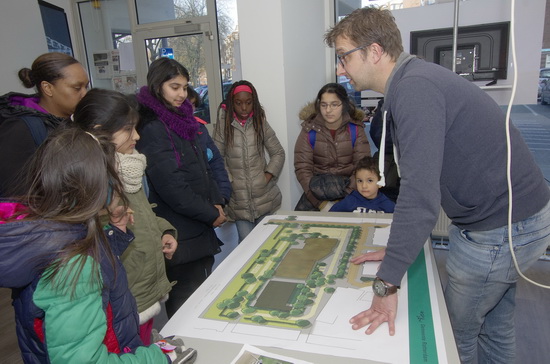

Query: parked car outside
[
  {"left": 194, "top": 82, "right": 233, "bottom": 122},
  {"left": 540, "top": 79, "right": 550, "bottom": 105},
  {"left": 194, "top": 85, "right": 207, "bottom": 98},
  {"left": 538, "top": 68, "right": 550, "bottom": 100}
]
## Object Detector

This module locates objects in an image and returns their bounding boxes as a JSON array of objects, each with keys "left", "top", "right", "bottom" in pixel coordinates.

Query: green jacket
[
  {"left": 34, "top": 255, "right": 167, "bottom": 363},
  {"left": 121, "top": 188, "right": 176, "bottom": 317}
]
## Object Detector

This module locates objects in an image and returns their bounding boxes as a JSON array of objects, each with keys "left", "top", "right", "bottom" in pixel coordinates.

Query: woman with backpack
[
  {"left": 294, "top": 82, "right": 370, "bottom": 211},
  {"left": 0, "top": 52, "right": 89, "bottom": 197}
]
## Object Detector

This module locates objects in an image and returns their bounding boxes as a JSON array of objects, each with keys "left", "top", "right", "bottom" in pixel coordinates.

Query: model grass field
[{"left": 202, "top": 216, "right": 388, "bottom": 330}]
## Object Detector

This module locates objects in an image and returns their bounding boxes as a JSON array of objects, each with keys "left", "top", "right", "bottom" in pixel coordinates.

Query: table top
[{"left": 162, "top": 211, "right": 460, "bottom": 364}]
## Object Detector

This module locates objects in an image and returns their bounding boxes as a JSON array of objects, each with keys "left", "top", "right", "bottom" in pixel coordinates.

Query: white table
[{"left": 161, "top": 212, "right": 459, "bottom": 364}]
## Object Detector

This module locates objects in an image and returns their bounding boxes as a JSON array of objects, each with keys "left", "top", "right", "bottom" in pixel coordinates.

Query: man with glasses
[{"left": 325, "top": 7, "right": 550, "bottom": 364}]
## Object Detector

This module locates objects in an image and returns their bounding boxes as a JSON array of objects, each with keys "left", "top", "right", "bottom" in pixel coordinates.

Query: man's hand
[
  {"left": 350, "top": 294, "right": 398, "bottom": 335},
  {"left": 162, "top": 234, "right": 178, "bottom": 260},
  {"left": 350, "top": 248, "right": 385, "bottom": 265}
]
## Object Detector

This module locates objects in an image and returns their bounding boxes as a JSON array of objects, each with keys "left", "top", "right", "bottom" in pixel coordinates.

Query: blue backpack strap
[
  {"left": 142, "top": 175, "right": 150, "bottom": 198},
  {"left": 348, "top": 123, "right": 358, "bottom": 149},
  {"left": 309, "top": 126, "right": 356, "bottom": 149},
  {"left": 308, "top": 129, "right": 317, "bottom": 149},
  {"left": 21, "top": 115, "right": 47, "bottom": 146}
]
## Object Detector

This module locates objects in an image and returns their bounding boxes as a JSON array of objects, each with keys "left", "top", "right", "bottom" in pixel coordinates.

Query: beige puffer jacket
[
  {"left": 294, "top": 102, "right": 370, "bottom": 208},
  {"left": 213, "top": 109, "right": 285, "bottom": 222}
]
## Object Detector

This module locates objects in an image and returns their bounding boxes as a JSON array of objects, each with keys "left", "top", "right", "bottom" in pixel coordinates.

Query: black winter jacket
[
  {"left": 137, "top": 106, "right": 223, "bottom": 265},
  {"left": 0, "top": 92, "right": 66, "bottom": 197}
]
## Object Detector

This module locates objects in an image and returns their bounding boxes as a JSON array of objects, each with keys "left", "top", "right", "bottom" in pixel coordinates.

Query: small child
[
  {"left": 72, "top": 88, "right": 178, "bottom": 345},
  {"left": 330, "top": 156, "right": 395, "bottom": 213}
]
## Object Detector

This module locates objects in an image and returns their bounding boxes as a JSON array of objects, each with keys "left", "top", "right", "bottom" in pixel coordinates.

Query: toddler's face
[{"left": 355, "top": 168, "right": 380, "bottom": 200}]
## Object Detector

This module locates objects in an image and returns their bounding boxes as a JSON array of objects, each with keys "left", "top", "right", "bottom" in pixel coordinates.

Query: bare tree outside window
[{"left": 144, "top": 0, "right": 237, "bottom": 87}]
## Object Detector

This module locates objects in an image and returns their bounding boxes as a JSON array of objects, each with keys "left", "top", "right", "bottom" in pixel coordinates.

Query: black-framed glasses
[{"left": 337, "top": 44, "right": 369, "bottom": 67}]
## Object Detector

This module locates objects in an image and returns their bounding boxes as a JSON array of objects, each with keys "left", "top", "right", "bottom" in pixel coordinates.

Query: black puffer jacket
[
  {"left": 137, "top": 106, "right": 223, "bottom": 265},
  {"left": 0, "top": 92, "right": 66, "bottom": 197}
]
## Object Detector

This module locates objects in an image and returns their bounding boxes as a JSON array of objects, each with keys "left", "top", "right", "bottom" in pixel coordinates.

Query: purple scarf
[{"left": 136, "top": 86, "right": 198, "bottom": 141}]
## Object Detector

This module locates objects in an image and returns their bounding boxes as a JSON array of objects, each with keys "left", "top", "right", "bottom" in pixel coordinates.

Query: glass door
[
  {"left": 76, "top": 0, "right": 239, "bottom": 122},
  {"left": 142, "top": 34, "right": 209, "bottom": 89},
  {"left": 133, "top": 20, "right": 222, "bottom": 123},
  {"left": 77, "top": 0, "right": 136, "bottom": 91},
  {"left": 132, "top": 0, "right": 239, "bottom": 123}
]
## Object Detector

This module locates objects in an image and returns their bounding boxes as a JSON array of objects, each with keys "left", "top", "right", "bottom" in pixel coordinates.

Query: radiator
[
  {"left": 430, "top": 208, "right": 550, "bottom": 259},
  {"left": 432, "top": 208, "right": 451, "bottom": 239}
]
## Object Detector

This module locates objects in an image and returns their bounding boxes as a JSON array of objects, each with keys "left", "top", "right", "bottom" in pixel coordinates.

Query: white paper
[{"left": 230, "top": 344, "right": 313, "bottom": 364}]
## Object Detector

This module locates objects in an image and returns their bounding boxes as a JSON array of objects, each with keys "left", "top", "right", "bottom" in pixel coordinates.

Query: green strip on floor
[{"left": 408, "top": 248, "right": 438, "bottom": 363}]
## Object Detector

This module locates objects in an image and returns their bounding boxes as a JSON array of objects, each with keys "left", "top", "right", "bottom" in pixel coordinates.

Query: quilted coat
[
  {"left": 294, "top": 102, "right": 370, "bottom": 208},
  {"left": 213, "top": 109, "right": 285, "bottom": 222},
  {"left": 137, "top": 106, "right": 223, "bottom": 265}
]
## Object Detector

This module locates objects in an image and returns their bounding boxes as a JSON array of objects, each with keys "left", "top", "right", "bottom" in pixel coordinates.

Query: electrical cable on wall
[{"left": 506, "top": 0, "right": 550, "bottom": 289}]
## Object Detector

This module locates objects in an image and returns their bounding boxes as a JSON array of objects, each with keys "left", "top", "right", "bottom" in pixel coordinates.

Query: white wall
[
  {"left": 238, "top": 0, "right": 328, "bottom": 211},
  {"left": 0, "top": 0, "right": 79, "bottom": 95}
]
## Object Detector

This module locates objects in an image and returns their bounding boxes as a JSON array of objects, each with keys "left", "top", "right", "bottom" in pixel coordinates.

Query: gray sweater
[{"left": 378, "top": 53, "right": 550, "bottom": 285}]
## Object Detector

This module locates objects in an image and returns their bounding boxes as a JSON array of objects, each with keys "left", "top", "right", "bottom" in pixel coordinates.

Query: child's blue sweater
[{"left": 329, "top": 190, "right": 395, "bottom": 213}]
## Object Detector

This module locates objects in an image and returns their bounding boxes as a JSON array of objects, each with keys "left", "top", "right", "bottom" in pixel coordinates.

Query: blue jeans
[
  {"left": 444, "top": 200, "right": 550, "bottom": 364},
  {"left": 235, "top": 214, "right": 268, "bottom": 243}
]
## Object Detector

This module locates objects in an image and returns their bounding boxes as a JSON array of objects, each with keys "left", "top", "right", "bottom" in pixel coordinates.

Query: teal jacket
[{"left": 0, "top": 202, "right": 168, "bottom": 363}]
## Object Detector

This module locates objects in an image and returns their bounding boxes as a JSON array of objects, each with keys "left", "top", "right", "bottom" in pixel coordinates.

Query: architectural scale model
[
  {"left": 202, "top": 217, "right": 388, "bottom": 330},
  {"left": 162, "top": 214, "right": 446, "bottom": 363}
]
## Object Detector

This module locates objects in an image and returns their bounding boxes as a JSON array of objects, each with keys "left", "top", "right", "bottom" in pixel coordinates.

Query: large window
[
  {"left": 78, "top": 0, "right": 135, "bottom": 91},
  {"left": 77, "top": 0, "right": 241, "bottom": 120},
  {"left": 135, "top": 0, "right": 207, "bottom": 24}
]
